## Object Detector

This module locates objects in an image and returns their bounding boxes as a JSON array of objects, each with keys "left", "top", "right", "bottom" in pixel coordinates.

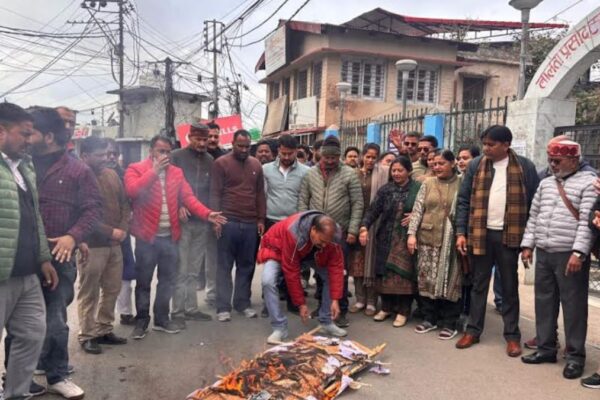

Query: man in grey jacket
[
  {"left": 298, "top": 135, "right": 363, "bottom": 327},
  {"left": 520, "top": 139, "right": 596, "bottom": 380}
]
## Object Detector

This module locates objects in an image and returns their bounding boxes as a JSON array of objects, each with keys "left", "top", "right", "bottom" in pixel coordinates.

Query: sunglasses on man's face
[{"left": 403, "top": 142, "right": 418, "bottom": 147}]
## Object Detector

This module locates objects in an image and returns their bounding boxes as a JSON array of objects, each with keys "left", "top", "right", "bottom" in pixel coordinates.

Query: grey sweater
[{"left": 263, "top": 159, "right": 309, "bottom": 222}]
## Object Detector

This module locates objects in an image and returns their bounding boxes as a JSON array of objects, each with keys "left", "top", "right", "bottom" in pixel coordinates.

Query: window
[
  {"left": 295, "top": 69, "right": 308, "bottom": 100},
  {"left": 312, "top": 62, "right": 322, "bottom": 98},
  {"left": 396, "top": 66, "right": 439, "bottom": 104},
  {"left": 282, "top": 77, "right": 290, "bottom": 98},
  {"left": 340, "top": 59, "right": 385, "bottom": 99},
  {"left": 269, "top": 81, "right": 280, "bottom": 102}
]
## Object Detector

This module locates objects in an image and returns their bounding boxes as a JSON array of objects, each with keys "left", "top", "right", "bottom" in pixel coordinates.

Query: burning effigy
[{"left": 186, "top": 331, "right": 387, "bottom": 400}]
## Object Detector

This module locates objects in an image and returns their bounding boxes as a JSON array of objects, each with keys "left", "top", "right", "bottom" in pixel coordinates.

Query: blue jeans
[
  {"left": 262, "top": 259, "right": 333, "bottom": 330},
  {"left": 216, "top": 221, "right": 258, "bottom": 313},
  {"left": 39, "top": 260, "right": 76, "bottom": 385},
  {"left": 134, "top": 237, "right": 178, "bottom": 325}
]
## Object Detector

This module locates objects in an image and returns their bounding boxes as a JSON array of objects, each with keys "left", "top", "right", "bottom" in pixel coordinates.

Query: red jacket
[
  {"left": 257, "top": 211, "right": 344, "bottom": 306},
  {"left": 124, "top": 158, "right": 212, "bottom": 242}
]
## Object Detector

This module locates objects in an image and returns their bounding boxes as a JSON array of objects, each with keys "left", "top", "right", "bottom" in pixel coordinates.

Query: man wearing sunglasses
[
  {"left": 412, "top": 135, "right": 438, "bottom": 181},
  {"left": 520, "top": 139, "right": 596, "bottom": 380}
]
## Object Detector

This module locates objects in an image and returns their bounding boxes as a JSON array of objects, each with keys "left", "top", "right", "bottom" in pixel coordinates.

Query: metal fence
[
  {"left": 554, "top": 124, "right": 600, "bottom": 293},
  {"left": 340, "top": 97, "right": 510, "bottom": 152}
]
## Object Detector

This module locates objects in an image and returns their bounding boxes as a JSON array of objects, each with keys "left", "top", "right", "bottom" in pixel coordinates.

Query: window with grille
[
  {"left": 270, "top": 81, "right": 280, "bottom": 102},
  {"left": 312, "top": 62, "right": 322, "bottom": 98},
  {"left": 295, "top": 69, "right": 308, "bottom": 100},
  {"left": 396, "top": 66, "right": 439, "bottom": 104},
  {"left": 282, "top": 77, "right": 290, "bottom": 97},
  {"left": 340, "top": 59, "right": 385, "bottom": 100}
]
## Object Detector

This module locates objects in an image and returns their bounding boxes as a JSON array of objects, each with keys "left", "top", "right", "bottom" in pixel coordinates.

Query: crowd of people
[{"left": 1, "top": 100, "right": 600, "bottom": 400}]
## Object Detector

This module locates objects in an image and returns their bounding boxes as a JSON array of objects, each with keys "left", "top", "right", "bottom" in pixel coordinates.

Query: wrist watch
[{"left": 573, "top": 251, "right": 586, "bottom": 261}]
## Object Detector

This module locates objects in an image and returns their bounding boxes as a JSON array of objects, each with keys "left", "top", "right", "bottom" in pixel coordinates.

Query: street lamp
[
  {"left": 395, "top": 59, "right": 418, "bottom": 122},
  {"left": 509, "top": 0, "right": 543, "bottom": 99},
  {"left": 336, "top": 81, "right": 351, "bottom": 134}
]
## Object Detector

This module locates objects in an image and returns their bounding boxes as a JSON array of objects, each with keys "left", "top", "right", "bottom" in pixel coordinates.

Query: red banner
[{"left": 177, "top": 114, "right": 243, "bottom": 147}]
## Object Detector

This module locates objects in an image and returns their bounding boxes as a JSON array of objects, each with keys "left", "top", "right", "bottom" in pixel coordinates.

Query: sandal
[
  {"left": 349, "top": 302, "right": 365, "bottom": 313},
  {"left": 392, "top": 314, "right": 407, "bottom": 328},
  {"left": 414, "top": 321, "right": 438, "bottom": 334},
  {"left": 438, "top": 328, "right": 458, "bottom": 340},
  {"left": 364, "top": 305, "right": 376, "bottom": 317},
  {"left": 373, "top": 311, "right": 391, "bottom": 322}
]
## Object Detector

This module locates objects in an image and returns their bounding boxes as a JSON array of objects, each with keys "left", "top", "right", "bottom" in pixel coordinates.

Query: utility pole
[
  {"left": 147, "top": 58, "right": 189, "bottom": 139},
  {"left": 80, "top": 0, "right": 127, "bottom": 137},
  {"left": 204, "top": 20, "right": 224, "bottom": 119}
]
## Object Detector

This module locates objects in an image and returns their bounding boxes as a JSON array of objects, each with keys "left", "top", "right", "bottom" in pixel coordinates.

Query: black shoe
[
  {"left": 261, "top": 306, "right": 269, "bottom": 318},
  {"left": 582, "top": 373, "right": 600, "bottom": 389},
  {"left": 80, "top": 339, "right": 102, "bottom": 354},
  {"left": 30, "top": 380, "right": 46, "bottom": 396},
  {"left": 120, "top": 314, "right": 135, "bottom": 326},
  {"left": 153, "top": 320, "right": 184, "bottom": 334},
  {"left": 96, "top": 332, "right": 127, "bottom": 345},
  {"left": 335, "top": 314, "right": 350, "bottom": 328},
  {"left": 131, "top": 319, "right": 149, "bottom": 340},
  {"left": 184, "top": 310, "right": 212, "bottom": 321},
  {"left": 521, "top": 352, "right": 557, "bottom": 364},
  {"left": 563, "top": 362, "right": 584, "bottom": 379}
]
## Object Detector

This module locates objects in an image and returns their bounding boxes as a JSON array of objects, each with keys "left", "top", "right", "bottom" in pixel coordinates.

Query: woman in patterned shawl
[
  {"left": 407, "top": 149, "right": 463, "bottom": 340},
  {"left": 358, "top": 156, "right": 421, "bottom": 328}
]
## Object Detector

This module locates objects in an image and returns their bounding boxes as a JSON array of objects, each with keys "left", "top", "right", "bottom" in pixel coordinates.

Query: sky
[{"left": 0, "top": 0, "right": 595, "bottom": 128}]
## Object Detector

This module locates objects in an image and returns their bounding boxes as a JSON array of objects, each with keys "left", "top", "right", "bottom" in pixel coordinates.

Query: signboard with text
[
  {"left": 265, "top": 26, "right": 287, "bottom": 75},
  {"left": 176, "top": 114, "right": 243, "bottom": 147}
]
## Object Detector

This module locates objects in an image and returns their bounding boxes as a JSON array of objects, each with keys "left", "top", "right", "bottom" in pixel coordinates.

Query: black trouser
[
  {"left": 421, "top": 297, "right": 462, "bottom": 330},
  {"left": 381, "top": 294, "right": 412, "bottom": 316},
  {"left": 535, "top": 249, "right": 589, "bottom": 365},
  {"left": 466, "top": 230, "right": 521, "bottom": 341}
]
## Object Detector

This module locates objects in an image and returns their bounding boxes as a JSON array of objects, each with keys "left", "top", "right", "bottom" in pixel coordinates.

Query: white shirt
[
  {"left": 1, "top": 152, "right": 26, "bottom": 191},
  {"left": 487, "top": 156, "right": 509, "bottom": 230},
  {"left": 279, "top": 164, "right": 290, "bottom": 179}
]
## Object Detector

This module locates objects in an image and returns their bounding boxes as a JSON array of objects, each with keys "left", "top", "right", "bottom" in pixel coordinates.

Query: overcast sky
[{"left": 0, "top": 0, "right": 595, "bottom": 127}]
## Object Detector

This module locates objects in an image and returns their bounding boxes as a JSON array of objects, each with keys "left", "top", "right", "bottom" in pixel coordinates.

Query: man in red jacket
[
  {"left": 124, "top": 135, "right": 226, "bottom": 340},
  {"left": 258, "top": 211, "right": 347, "bottom": 344}
]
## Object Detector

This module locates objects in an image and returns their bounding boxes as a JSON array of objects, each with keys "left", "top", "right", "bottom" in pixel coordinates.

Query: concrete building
[{"left": 257, "top": 8, "right": 564, "bottom": 139}]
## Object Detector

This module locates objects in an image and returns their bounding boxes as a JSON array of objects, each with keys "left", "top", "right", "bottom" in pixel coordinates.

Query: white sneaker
[
  {"left": 217, "top": 312, "right": 231, "bottom": 322},
  {"left": 241, "top": 308, "right": 257, "bottom": 319},
  {"left": 267, "top": 329, "right": 289, "bottom": 345},
  {"left": 319, "top": 323, "right": 348, "bottom": 337},
  {"left": 48, "top": 379, "right": 85, "bottom": 399}
]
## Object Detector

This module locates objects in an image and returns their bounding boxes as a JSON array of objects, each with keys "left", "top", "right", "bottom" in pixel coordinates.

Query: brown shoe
[
  {"left": 456, "top": 333, "right": 479, "bottom": 349},
  {"left": 506, "top": 341, "right": 522, "bottom": 357}
]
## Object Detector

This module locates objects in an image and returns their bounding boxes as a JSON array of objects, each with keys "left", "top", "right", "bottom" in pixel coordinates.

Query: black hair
[
  {"left": 313, "top": 139, "right": 324, "bottom": 150},
  {"left": 256, "top": 139, "right": 278, "bottom": 157},
  {"left": 458, "top": 144, "right": 480, "bottom": 158},
  {"left": 388, "top": 155, "right": 412, "bottom": 181},
  {"left": 233, "top": 129, "right": 251, "bottom": 141},
  {"left": 420, "top": 135, "right": 438, "bottom": 148},
  {"left": 29, "top": 107, "right": 69, "bottom": 146},
  {"left": 405, "top": 131, "right": 421, "bottom": 139},
  {"left": 362, "top": 143, "right": 381, "bottom": 157},
  {"left": 344, "top": 146, "right": 360, "bottom": 158},
  {"left": 312, "top": 214, "right": 336, "bottom": 233},
  {"left": 278, "top": 134, "right": 298, "bottom": 149},
  {"left": 80, "top": 136, "right": 108, "bottom": 155},
  {"left": 150, "top": 134, "right": 172, "bottom": 149},
  {"left": 0, "top": 102, "right": 33, "bottom": 127},
  {"left": 298, "top": 144, "right": 312, "bottom": 161},
  {"left": 432, "top": 148, "right": 456, "bottom": 162},
  {"left": 480, "top": 125, "right": 512, "bottom": 144},
  {"left": 379, "top": 151, "right": 396, "bottom": 162},
  {"left": 207, "top": 122, "right": 220, "bottom": 130}
]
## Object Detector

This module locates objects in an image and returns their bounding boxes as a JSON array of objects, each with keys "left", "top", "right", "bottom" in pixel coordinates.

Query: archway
[{"left": 506, "top": 6, "right": 600, "bottom": 166}]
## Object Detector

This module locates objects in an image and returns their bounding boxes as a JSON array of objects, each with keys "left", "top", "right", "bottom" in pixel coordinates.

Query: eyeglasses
[
  {"left": 403, "top": 142, "right": 418, "bottom": 147},
  {"left": 418, "top": 147, "right": 431, "bottom": 153},
  {"left": 548, "top": 158, "right": 563, "bottom": 165}
]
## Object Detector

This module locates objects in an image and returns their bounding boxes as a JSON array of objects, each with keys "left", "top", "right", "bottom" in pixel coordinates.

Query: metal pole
[
  {"left": 339, "top": 97, "right": 345, "bottom": 134},
  {"left": 117, "top": 0, "right": 125, "bottom": 138},
  {"left": 164, "top": 57, "right": 175, "bottom": 138},
  {"left": 401, "top": 70, "right": 409, "bottom": 123},
  {"left": 517, "top": 8, "right": 530, "bottom": 100},
  {"left": 212, "top": 20, "right": 219, "bottom": 118}
]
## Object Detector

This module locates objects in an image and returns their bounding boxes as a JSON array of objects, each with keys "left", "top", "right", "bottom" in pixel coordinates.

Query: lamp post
[
  {"left": 336, "top": 81, "right": 351, "bottom": 135},
  {"left": 509, "top": 0, "right": 543, "bottom": 100},
  {"left": 395, "top": 59, "right": 418, "bottom": 123}
]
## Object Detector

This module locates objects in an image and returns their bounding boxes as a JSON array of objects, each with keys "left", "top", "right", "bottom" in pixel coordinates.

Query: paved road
[{"left": 7, "top": 265, "right": 600, "bottom": 400}]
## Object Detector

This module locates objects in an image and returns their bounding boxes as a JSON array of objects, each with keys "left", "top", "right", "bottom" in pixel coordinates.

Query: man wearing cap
[
  {"left": 298, "top": 135, "right": 363, "bottom": 329},
  {"left": 170, "top": 123, "right": 216, "bottom": 321},
  {"left": 520, "top": 139, "right": 596, "bottom": 380}
]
